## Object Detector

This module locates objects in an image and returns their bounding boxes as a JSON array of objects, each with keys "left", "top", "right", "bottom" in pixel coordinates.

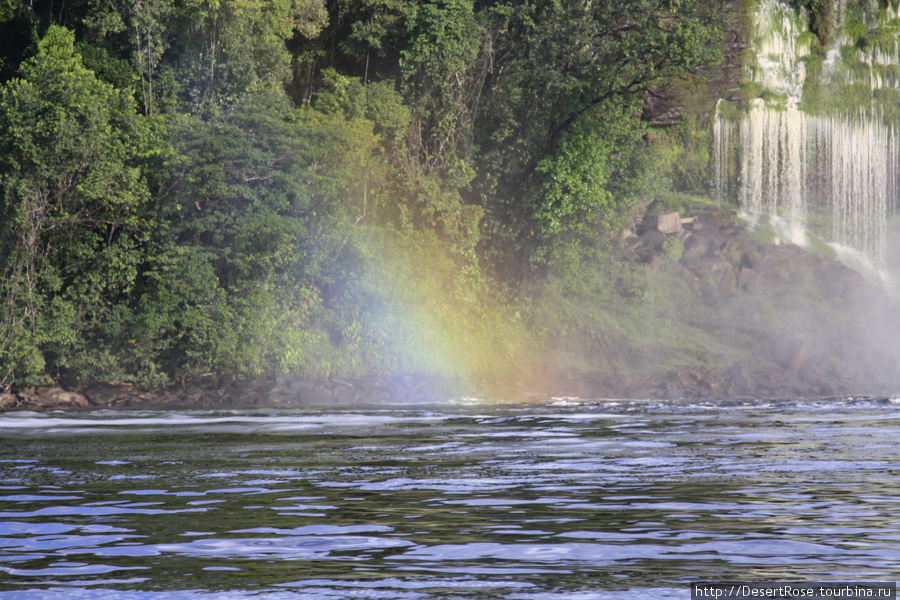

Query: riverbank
[
  {"left": 1, "top": 363, "right": 894, "bottom": 412},
  {"left": 4, "top": 205, "right": 899, "bottom": 411}
]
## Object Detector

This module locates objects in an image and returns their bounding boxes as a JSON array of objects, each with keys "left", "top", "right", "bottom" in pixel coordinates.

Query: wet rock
[
  {"left": 11, "top": 387, "right": 89, "bottom": 409},
  {"left": 16, "top": 388, "right": 40, "bottom": 406},
  {"left": 84, "top": 383, "right": 135, "bottom": 406},
  {"left": 258, "top": 373, "right": 470, "bottom": 406},
  {"left": 0, "top": 393, "right": 18, "bottom": 410},
  {"left": 689, "top": 226, "right": 729, "bottom": 259},
  {"left": 354, "top": 376, "right": 393, "bottom": 404},
  {"left": 580, "top": 370, "right": 609, "bottom": 396},
  {"left": 296, "top": 377, "right": 338, "bottom": 405},
  {"left": 50, "top": 390, "right": 88, "bottom": 407},
  {"left": 813, "top": 262, "right": 866, "bottom": 302}
]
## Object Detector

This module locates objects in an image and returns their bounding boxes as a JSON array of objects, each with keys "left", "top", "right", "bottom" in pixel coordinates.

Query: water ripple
[{"left": 1, "top": 403, "right": 898, "bottom": 598}]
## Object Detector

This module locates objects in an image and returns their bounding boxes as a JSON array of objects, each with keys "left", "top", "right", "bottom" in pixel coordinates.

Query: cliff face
[{"left": 712, "top": 0, "right": 900, "bottom": 270}]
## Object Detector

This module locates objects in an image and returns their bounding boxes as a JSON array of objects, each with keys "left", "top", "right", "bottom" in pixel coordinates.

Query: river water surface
[{"left": 1, "top": 397, "right": 899, "bottom": 599}]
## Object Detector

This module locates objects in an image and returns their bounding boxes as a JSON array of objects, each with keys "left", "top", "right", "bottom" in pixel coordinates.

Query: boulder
[
  {"left": 14, "top": 387, "right": 91, "bottom": 409},
  {"left": 656, "top": 211, "right": 683, "bottom": 234},
  {"left": 625, "top": 228, "right": 666, "bottom": 264},
  {"left": 84, "top": 383, "right": 135, "bottom": 406},
  {"left": 51, "top": 391, "right": 89, "bottom": 407},
  {"left": 682, "top": 232, "right": 709, "bottom": 260},
  {"left": 0, "top": 393, "right": 17, "bottom": 410}
]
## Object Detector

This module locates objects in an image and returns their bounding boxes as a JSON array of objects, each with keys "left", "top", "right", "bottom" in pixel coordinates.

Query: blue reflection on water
[{"left": 0, "top": 399, "right": 899, "bottom": 598}]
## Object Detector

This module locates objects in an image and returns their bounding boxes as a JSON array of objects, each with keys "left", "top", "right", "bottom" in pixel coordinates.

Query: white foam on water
[
  {"left": 0, "top": 410, "right": 453, "bottom": 433},
  {"left": 828, "top": 241, "right": 896, "bottom": 289}
]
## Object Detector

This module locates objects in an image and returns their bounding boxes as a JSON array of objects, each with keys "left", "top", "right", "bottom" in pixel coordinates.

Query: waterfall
[{"left": 713, "top": 0, "right": 900, "bottom": 270}]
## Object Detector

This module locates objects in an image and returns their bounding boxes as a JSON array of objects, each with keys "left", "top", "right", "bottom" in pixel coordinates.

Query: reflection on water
[{"left": 1, "top": 398, "right": 899, "bottom": 599}]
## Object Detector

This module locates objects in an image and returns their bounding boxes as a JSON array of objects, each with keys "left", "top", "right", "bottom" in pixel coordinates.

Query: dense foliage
[{"left": 0, "top": 0, "right": 726, "bottom": 390}]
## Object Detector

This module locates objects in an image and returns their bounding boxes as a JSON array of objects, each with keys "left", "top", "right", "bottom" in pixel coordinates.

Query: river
[{"left": 1, "top": 397, "right": 899, "bottom": 599}]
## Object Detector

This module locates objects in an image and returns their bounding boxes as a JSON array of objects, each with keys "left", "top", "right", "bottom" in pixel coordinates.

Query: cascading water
[{"left": 714, "top": 0, "right": 900, "bottom": 271}]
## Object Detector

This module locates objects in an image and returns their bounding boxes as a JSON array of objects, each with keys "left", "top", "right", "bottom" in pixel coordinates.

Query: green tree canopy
[
  {"left": 0, "top": 1, "right": 730, "bottom": 391},
  {"left": 471, "top": 0, "right": 726, "bottom": 267},
  {"left": 0, "top": 25, "right": 150, "bottom": 388}
]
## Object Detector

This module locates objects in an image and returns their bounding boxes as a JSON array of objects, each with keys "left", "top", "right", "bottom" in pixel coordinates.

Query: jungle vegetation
[{"left": 0, "top": 0, "right": 727, "bottom": 390}]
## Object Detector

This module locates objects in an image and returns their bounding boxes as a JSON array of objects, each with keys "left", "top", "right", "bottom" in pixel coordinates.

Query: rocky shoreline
[
  {"left": 4, "top": 205, "right": 899, "bottom": 411},
  {"left": 1, "top": 362, "right": 895, "bottom": 412}
]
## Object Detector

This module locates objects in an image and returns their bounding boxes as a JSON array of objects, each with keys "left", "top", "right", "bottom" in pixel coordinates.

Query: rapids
[{"left": 1, "top": 398, "right": 899, "bottom": 598}]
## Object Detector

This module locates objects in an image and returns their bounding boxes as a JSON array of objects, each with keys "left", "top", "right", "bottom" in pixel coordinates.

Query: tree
[
  {"left": 166, "top": 0, "right": 309, "bottom": 109},
  {"left": 471, "top": 0, "right": 726, "bottom": 270},
  {"left": 131, "top": 100, "right": 315, "bottom": 380},
  {"left": 0, "top": 25, "right": 150, "bottom": 389},
  {"left": 400, "top": 0, "right": 484, "bottom": 179}
]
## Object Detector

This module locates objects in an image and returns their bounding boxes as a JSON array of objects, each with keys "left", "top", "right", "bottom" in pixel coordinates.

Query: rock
[
  {"left": 700, "top": 374, "right": 723, "bottom": 393},
  {"left": 813, "top": 262, "right": 866, "bottom": 301},
  {"left": 12, "top": 387, "right": 91, "bottom": 409},
  {"left": 738, "top": 267, "right": 757, "bottom": 290},
  {"left": 717, "top": 265, "right": 738, "bottom": 295},
  {"left": 625, "top": 228, "right": 666, "bottom": 264},
  {"left": 36, "top": 386, "right": 64, "bottom": 397},
  {"left": 676, "top": 369, "right": 702, "bottom": 386},
  {"left": 682, "top": 232, "right": 709, "bottom": 260},
  {"left": 741, "top": 249, "right": 761, "bottom": 270},
  {"left": 296, "top": 377, "right": 337, "bottom": 404},
  {"left": 268, "top": 374, "right": 293, "bottom": 396},
  {"left": 52, "top": 391, "right": 89, "bottom": 407},
  {"left": 609, "top": 375, "right": 633, "bottom": 394},
  {"left": 321, "top": 377, "right": 361, "bottom": 404},
  {"left": 264, "top": 373, "right": 469, "bottom": 406},
  {"left": 0, "top": 393, "right": 18, "bottom": 410},
  {"left": 656, "top": 211, "right": 683, "bottom": 234},
  {"left": 269, "top": 376, "right": 334, "bottom": 405},
  {"left": 84, "top": 383, "right": 135, "bottom": 406}
]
